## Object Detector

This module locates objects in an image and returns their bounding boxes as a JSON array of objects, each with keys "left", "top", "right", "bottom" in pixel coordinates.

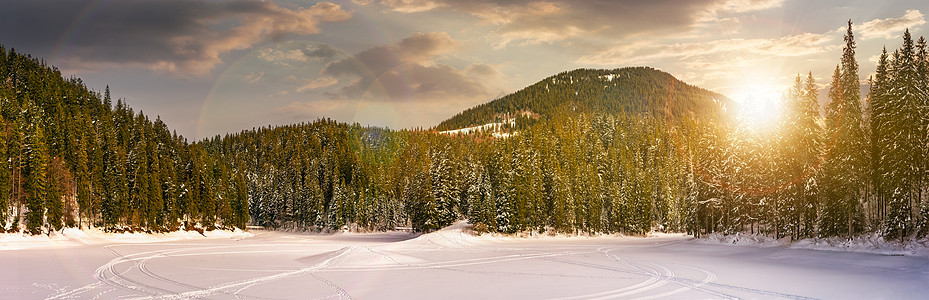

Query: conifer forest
[{"left": 3, "top": 22, "right": 929, "bottom": 243}]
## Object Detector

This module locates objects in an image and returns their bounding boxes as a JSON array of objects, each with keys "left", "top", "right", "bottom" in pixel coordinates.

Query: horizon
[{"left": 2, "top": 0, "right": 926, "bottom": 139}]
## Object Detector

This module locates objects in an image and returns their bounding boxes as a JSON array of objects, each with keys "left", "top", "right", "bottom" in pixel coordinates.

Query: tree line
[
  {"left": 687, "top": 22, "right": 929, "bottom": 240},
  {"left": 0, "top": 47, "right": 247, "bottom": 234}
]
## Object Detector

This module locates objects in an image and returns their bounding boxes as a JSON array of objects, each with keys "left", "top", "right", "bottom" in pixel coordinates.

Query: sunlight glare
[{"left": 732, "top": 84, "right": 784, "bottom": 130}]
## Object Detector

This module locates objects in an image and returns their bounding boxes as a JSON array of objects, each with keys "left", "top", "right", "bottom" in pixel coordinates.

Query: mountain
[{"left": 434, "top": 67, "right": 732, "bottom": 131}]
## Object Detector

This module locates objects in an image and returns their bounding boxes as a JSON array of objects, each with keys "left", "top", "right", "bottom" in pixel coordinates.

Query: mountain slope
[{"left": 435, "top": 67, "right": 731, "bottom": 131}]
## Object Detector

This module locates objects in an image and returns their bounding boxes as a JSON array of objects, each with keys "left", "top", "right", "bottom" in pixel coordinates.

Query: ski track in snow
[{"left": 9, "top": 225, "right": 928, "bottom": 299}]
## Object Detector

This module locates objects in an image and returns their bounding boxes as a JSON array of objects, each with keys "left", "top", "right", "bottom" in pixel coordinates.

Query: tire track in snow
[
  {"left": 553, "top": 251, "right": 671, "bottom": 300},
  {"left": 136, "top": 250, "right": 216, "bottom": 294},
  {"left": 597, "top": 247, "right": 816, "bottom": 300},
  {"left": 635, "top": 259, "right": 723, "bottom": 299},
  {"left": 359, "top": 247, "right": 626, "bottom": 280},
  {"left": 48, "top": 244, "right": 262, "bottom": 299},
  {"left": 306, "top": 272, "right": 352, "bottom": 300},
  {"left": 328, "top": 248, "right": 591, "bottom": 273},
  {"left": 151, "top": 246, "right": 355, "bottom": 299},
  {"left": 600, "top": 248, "right": 733, "bottom": 299},
  {"left": 96, "top": 245, "right": 176, "bottom": 297},
  {"left": 533, "top": 246, "right": 731, "bottom": 300}
]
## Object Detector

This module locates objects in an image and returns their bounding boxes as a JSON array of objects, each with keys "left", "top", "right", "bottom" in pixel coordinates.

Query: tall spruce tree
[
  {"left": 821, "top": 21, "right": 866, "bottom": 238},
  {"left": 74, "top": 123, "right": 91, "bottom": 228},
  {"left": 869, "top": 47, "right": 891, "bottom": 228},
  {"left": 917, "top": 36, "right": 929, "bottom": 236},
  {"left": 45, "top": 157, "right": 64, "bottom": 231},
  {"left": 884, "top": 30, "right": 929, "bottom": 239},
  {"left": 782, "top": 73, "right": 823, "bottom": 239},
  {"left": 23, "top": 106, "right": 49, "bottom": 234}
]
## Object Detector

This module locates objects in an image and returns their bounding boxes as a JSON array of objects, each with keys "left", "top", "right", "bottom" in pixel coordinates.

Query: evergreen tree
[
  {"left": 782, "top": 73, "right": 823, "bottom": 239},
  {"left": 821, "top": 21, "right": 866, "bottom": 238},
  {"left": 232, "top": 171, "right": 249, "bottom": 229},
  {"left": 882, "top": 29, "right": 929, "bottom": 239},
  {"left": 45, "top": 157, "right": 65, "bottom": 231},
  {"left": 869, "top": 47, "right": 891, "bottom": 230},
  {"left": 430, "top": 144, "right": 459, "bottom": 229},
  {"left": 23, "top": 107, "right": 49, "bottom": 234},
  {"left": 0, "top": 114, "right": 10, "bottom": 230},
  {"left": 917, "top": 36, "right": 929, "bottom": 236},
  {"left": 74, "top": 124, "right": 91, "bottom": 228}
]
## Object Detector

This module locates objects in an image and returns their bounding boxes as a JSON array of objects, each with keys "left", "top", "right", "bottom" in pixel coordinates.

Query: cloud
[
  {"left": 302, "top": 44, "right": 342, "bottom": 61},
  {"left": 245, "top": 72, "right": 265, "bottom": 84},
  {"left": 396, "top": 32, "right": 459, "bottom": 60},
  {"left": 0, "top": 0, "right": 351, "bottom": 75},
  {"left": 322, "top": 32, "right": 456, "bottom": 79},
  {"left": 705, "top": 0, "right": 784, "bottom": 15},
  {"left": 367, "top": 0, "right": 782, "bottom": 46},
  {"left": 381, "top": 0, "right": 445, "bottom": 13},
  {"left": 361, "top": 64, "right": 488, "bottom": 102},
  {"left": 269, "top": 90, "right": 290, "bottom": 97},
  {"left": 858, "top": 10, "right": 926, "bottom": 40},
  {"left": 296, "top": 76, "right": 339, "bottom": 92},
  {"left": 466, "top": 63, "right": 503, "bottom": 79},
  {"left": 321, "top": 32, "right": 464, "bottom": 99},
  {"left": 578, "top": 32, "right": 837, "bottom": 66},
  {"left": 258, "top": 42, "right": 343, "bottom": 66}
]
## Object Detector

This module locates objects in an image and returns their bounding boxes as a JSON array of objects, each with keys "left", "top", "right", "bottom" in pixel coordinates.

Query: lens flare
[{"left": 731, "top": 84, "right": 784, "bottom": 130}]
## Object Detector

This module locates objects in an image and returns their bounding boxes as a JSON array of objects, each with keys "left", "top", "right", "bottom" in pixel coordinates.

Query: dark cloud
[
  {"left": 322, "top": 32, "right": 461, "bottom": 99},
  {"left": 367, "top": 64, "right": 486, "bottom": 101},
  {"left": 466, "top": 63, "right": 502, "bottom": 78},
  {"left": 0, "top": 0, "right": 351, "bottom": 75},
  {"left": 302, "top": 44, "right": 341, "bottom": 61}
]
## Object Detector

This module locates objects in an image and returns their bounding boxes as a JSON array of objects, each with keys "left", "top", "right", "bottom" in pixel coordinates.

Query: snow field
[{"left": 1, "top": 221, "right": 927, "bottom": 299}]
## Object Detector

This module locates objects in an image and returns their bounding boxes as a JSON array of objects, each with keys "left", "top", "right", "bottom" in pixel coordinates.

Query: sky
[{"left": 1, "top": 0, "right": 927, "bottom": 139}]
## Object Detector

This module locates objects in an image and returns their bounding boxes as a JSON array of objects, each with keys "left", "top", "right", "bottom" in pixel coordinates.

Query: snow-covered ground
[
  {"left": 438, "top": 112, "right": 535, "bottom": 138},
  {"left": 697, "top": 232, "right": 929, "bottom": 257},
  {"left": 2, "top": 222, "right": 928, "bottom": 299},
  {"left": 0, "top": 227, "right": 253, "bottom": 251},
  {"left": 438, "top": 121, "right": 515, "bottom": 138}
]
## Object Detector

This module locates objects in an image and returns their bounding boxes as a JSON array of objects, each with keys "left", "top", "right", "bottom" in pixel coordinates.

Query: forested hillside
[
  {"left": 200, "top": 24, "right": 929, "bottom": 240},
  {"left": 205, "top": 111, "right": 690, "bottom": 234},
  {"left": 2, "top": 22, "right": 928, "bottom": 241},
  {"left": 434, "top": 67, "right": 732, "bottom": 132},
  {"left": 0, "top": 47, "right": 247, "bottom": 234}
]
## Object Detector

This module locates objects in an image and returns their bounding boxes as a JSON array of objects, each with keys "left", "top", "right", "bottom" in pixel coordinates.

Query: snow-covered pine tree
[
  {"left": 821, "top": 21, "right": 866, "bottom": 238},
  {"left": 881, "top": 30, "right": 926, "bottom": 239},
  {"left": 430, "top": 143, "right": 459, "bottom": 229},
  {"left": 869, "top": 47, "right": 891, "bottom": 231},
  {"left": 916, "top": 36, "right": 929, "bottom": 237},
  {"left": 782, "top": 73, "right": 824, "bottom": 239}
]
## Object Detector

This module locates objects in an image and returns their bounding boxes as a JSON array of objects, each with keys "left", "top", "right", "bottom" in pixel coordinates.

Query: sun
[{"left": 731, "top": 84, "right": 784, "bottom": 130}]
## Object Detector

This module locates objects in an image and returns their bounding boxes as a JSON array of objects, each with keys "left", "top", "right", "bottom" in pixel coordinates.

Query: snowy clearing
[{"left": 2, "top": 222, "right": 928, "bottom": 299}]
